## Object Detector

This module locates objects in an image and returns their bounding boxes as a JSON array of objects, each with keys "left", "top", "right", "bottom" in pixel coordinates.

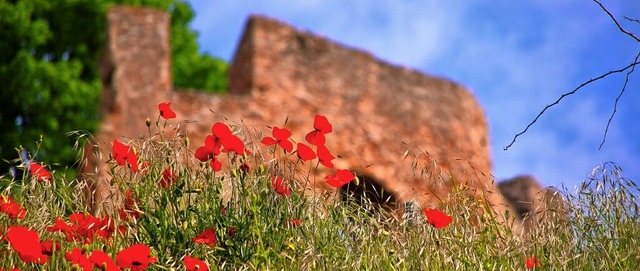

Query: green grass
[{"left": 1, "top": 120, "right": 639, "bottom": 270}]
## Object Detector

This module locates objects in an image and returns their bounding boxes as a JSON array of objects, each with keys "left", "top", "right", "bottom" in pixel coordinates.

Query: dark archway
[{"left": 340, "top": 174, "right": 399, "bottom": 212}]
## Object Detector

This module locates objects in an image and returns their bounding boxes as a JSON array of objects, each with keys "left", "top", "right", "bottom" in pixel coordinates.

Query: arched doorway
[{"left": 340, "top": 174, "right": 399, "bottom": 213}]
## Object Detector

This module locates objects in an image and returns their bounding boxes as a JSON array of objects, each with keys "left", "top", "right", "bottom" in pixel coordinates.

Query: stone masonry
[{"left": 83, "top": 6, "right": 555, "bottom": 226}]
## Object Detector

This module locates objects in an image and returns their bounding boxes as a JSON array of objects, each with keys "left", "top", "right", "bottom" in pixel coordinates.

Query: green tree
[{"left": 0, "top": 0, "right": 227, "bottom": 176}]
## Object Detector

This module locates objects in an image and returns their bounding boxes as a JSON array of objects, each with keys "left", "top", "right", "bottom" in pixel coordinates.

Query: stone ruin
[
  {"left": 82, "top": 5, "right": 562, "bottom": 230},
  {"left": 498, "top": 175, "right": 567, "bottom": 233}
]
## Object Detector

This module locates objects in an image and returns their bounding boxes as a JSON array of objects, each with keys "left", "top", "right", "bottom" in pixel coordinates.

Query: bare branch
[
  {"left": 624, "top": 16, "right": 640, "bottom": 24},
  {"left": 599, "top": 51, "right": 640, "bottom": 149},
  {"left": 593, "top": 0, "right": 640, "bottom": 42},
  {"left": 504, "top": 60, "right": 640, "bottom": 151}
]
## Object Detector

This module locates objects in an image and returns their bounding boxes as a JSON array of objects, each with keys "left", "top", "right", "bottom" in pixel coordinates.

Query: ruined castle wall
[{"left": 89, "top": 7, "right": 512, "bottom": 219}]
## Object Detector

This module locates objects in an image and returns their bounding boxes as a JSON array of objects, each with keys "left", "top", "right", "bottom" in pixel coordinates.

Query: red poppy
[
  {"left": 526, "top": 256, "right": 540, "bottom": 269},
  {"left": 0, "top": 196, "right": 27, "bottom": 219},
  {"left": 195, "top": 135, "right": 221, "bottom": 162},
  {"left": 184, "top": 255, "right": 208, "bottom": 271},
  {"left": 194, "top": 135, "right": 224, "bottom": 172},
  {"left": 65, "top": 248, "right": 92, "bottom": 271},
  {"left": 305, "top": 114, "right": 332, "bottom": 146},
  {"left": 29, "top": 163, "right": 51, "bottom": 181},
  {"left": 316, "top": 145, "right": 335, "bottom": 168},
  {"left": 159, "top": 168, "right": 178, "bottom": 188},
  {"left": 5, "top": 226, "right": 46, "bottom": 264},
  {"left": 158, "top": 101, "right": 176, "bottom": 119},
  {"left": 422, "top": 208, "right": 452, "bottom": 229},
  {"left": 296, "top": 143, "right": 316, "bottom": 161},
  {"left": 112, "top": 139, "right": 139, "bottom": 173},
  {"left": 192, "top": 228, "right": 217, "bottom": 247},
  {"left": 47, "top": 217, "right": 73, "bottom": 238},
  {"left": 115, "top": 244, "right": 157, "bottom": 271},
  {"left": 271, "top": 176, "right": 292, "bottom": 196},
  {"left": 261, "top": 126, "right": 294, "bottom": 152},
  {"left": 41, "top": 240, "right": 60, "bottom": 257},
  {"left": 119, "top": 190, "right": 143, "bottom": 221},
  {"left": 324, "top": 169, "right": 355, "bottom": 188},
  {"left": 212, "top": 122, "right": 246, "bottom": 155},
  {"left": 287, "top": 218, "right": 301, "bottom": 228},
  {"left": 90, "top": 250, "right": 121, "bottom": 271},
  {"left": 228, "top": 226, "right": 237, "bottom": 237},
  {"left": 48, "top": 213, "right": 116, "bottom": 243},
  {"left": 95, "top": 216, "right": 117, "bottom": 241},
  {"left": 240, "top": 162, "right": 250, "bottom": 173}
]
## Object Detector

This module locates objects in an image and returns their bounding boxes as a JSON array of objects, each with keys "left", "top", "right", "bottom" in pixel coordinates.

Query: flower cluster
[
  {"left": 0, "top": 101, "right": 538, "bottom": 270},
  {"left": 261, "top": 114, "right": 354, "bottom": 192},
  {"left": 0, "top": 196, "right": 27, "bottom": 219},
  {"left": 194, "top": 122, "right": 247, "bottom": 171},
  {"left": 47, "top": 213, "right": 118, "bottom": 243}
]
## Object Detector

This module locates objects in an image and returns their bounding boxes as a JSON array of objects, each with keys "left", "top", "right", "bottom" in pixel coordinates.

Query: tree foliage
[{"left": 0, "top": 0, "right": 228, "bottom": 174}]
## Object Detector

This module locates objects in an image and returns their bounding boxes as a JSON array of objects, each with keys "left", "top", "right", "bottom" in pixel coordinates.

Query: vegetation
[
  {"left": 0, "top": 0, "right": 227, "bottom": 176},
  {"left": 0, "top": 105, "right": 638, "bottom": 270}
]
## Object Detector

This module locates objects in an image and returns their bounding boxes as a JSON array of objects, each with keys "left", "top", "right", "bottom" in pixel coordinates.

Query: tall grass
[{"left": 1, "top": 120, "right": 638, "bottom": 270}]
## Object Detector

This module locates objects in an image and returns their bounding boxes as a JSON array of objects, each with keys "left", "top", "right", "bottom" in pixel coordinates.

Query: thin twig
[
  {"left": 624, "top": 16, "right": 640, "bottom": 24},
  {"left": 599, "top": 51, "right": 640, "bottom": 150},
  {"left": 504, "top": 60, "right": 640, "bottom": 151},
  {"left": 593, "top": 0, "right": 640, "bottom": 42}
]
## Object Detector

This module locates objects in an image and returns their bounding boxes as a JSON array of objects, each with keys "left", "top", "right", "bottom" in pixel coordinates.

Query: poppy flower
[
  {"left": 90, "top": 250, "right": 120, "bottom": 271},
  {"left": 5, "top": 226, "right": 46, "bottom": 264},
  {"left": 115, "top": 244, "right": 157, "bottom": 271},
  {"left": 271, "top": 176, "right": 291, "bottom": 196},
  {"left": 317, "top": 145, "right": 335, "bottom": 168},
  {"left": 195, "top": 135, "right": 221, "bottom": 162},
  {"left": 119, "top": 190, "right": 143, "bottom": 221},
  {"left": 287, "top": 218, "right": 301, "bottom": 228},
  {"left": 112, "top": 139, "right": 139, "bottom": 173},
  {"left": 184, "top": 255, "right": 208, "bottom": 271},
  {"left": 261, "top": 126, "right": 294, "bottom": 153},
  {"left": 422, "top": 208, "right": 452, "bottom": 229},
  {"left": 158, "top": 102, "right": 176, "bottom": 119},
  {"left": 159, "top": 168, "right": 178, "bottom": 188},
  {"left": 305, "top": 114, "right": 332, "bottom": 146},
  {"left": 194, "top": 135, "right": 224, "bottom": 172},
  {"left": 41, "top": 240, "right": 60, "bottom": 257},
  {"left": 47, "top": 213, "right": 115, "bottom": 243},
  {"left": 324, "top": 169, "right": 355, "bottom": 188},
  {"left": 228, "top": 226, "right": 237, "bottom": 237},
  {"left": 296, "top": 143, "right": 316, "bottom": 161},
  {"left": 65, "top": 248, "right": 92, "bottom": 271},
  {"left": 240, "top": 162, "right": 250, "bottom": 173},
  {"left": 192, "top": 228, "right": 217, "bottom": 247},
  {"left": 29, "top": 163, "right": 51, "bottom": 181},
  {"left": 46, "top": 217, "right": 73, "bottom": 238},
  {"left": 212, "top": 122, "right": 246, "bottom": 155},
  {"left": 0, "top": 196, "right": 27, "bottom": 219},
  {"left": 526, "top": 256, "right": 540, "bottom": 269}
]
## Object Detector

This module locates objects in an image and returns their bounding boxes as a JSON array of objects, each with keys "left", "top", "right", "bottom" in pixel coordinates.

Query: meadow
[{"left": 1, "top": 102, "right": 638, "bottom": 270}]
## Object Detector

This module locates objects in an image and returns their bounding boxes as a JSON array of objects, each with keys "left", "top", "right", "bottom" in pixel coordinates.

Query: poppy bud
[{"left": 146, "top": 118, "right": 151, "bottom": 127}]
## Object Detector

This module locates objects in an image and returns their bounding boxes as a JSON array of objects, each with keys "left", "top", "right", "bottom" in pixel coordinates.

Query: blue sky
[{"left": 184, "top": 1, "right": 639, "bottom": 191}]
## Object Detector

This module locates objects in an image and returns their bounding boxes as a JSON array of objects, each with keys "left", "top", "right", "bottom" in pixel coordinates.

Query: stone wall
[
  {"left": 84, "top": 5, "right": 542, "bottom": 224},
  {"left": 498, "top": 175, "right": 567, "bottom": 233}
]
